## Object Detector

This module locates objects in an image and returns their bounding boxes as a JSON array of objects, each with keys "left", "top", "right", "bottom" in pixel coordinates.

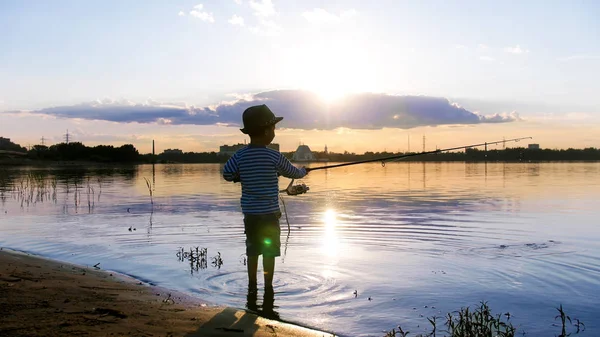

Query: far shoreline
[{"left": 2, "top": 158, "right": 600, "bottom": 167}]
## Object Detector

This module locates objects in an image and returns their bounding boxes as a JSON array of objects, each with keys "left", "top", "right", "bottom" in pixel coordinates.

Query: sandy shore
[{"left": 0, "top": 248, "right": 335, "bottom": 337}]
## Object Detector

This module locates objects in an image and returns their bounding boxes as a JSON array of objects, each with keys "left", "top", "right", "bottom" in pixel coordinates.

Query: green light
[{"left": 264, "top": 238, "right": 272, "bottom": 246}]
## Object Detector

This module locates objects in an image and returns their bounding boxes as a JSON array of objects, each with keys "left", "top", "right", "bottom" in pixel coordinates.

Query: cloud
[
  {"left": 190, "top": 4, "right": 214, "bottom": 22},
  {"left": 30, "top": 91, "right": 519, "bottom": 130},
  {"left": 479, "top": 56, "right": 495, "bottom": 62},
  {"left": 234, "top": 0, "right": 242, "bottom": 4},
  {"left": 477, "top": 111, "right": 521, "bottom": 123},
  {"left": 157, "top": 118, "right": 173, "bottom": 125},
  {"left": 243, "top": 1, "right": 280, "bottom": 35},
  {"left": 31, "top": 99, "right": 225, "bottom": 125},
  {"left": 557, "top": 54, "right": 600, "bottom": 62},
  {"left": 178, "top": 11, "right": 185, "bottom": 16},
  {"left": 564, "top": 112, "right": 593, "bottom": 120},
  {"left": 249, "top": 0, "right": 276, "bottom": 17},
  {"left": 302, "top": 8, "right": 357, "bottom": 24},
  {"left": 504, "top": 45, "right": 529, "bottom": 54},
  {"left": 249, "top": 19, "right": 282, "bottom": 36},
  {"left": 228, "top": 15, "right": 245, "bottom": 26}
]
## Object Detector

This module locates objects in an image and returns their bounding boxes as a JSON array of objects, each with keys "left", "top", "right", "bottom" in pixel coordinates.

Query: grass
[{"left": 384, "top": 302, "right": 585, "bottom": 337}]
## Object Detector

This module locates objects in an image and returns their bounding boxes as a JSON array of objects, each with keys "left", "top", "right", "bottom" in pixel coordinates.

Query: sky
[{"left": 1, "top": 0, "right": 599, "bottom": 153}]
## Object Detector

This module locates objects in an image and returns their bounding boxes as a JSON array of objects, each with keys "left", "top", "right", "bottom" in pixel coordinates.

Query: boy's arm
[
  {"left": 222, "top": 154, "right": 240, "bottom": 182},
  {"left": 276, "top": 153, "right": 307, "bottom": 179}
]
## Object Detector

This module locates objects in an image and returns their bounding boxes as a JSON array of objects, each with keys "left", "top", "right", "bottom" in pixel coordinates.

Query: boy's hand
[{"left": 233, "top": 173, "right": 240, "bottom": 183}]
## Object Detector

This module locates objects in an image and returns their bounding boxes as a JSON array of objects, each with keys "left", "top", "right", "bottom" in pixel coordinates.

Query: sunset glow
[{"left": 0, "top": 1, "right": 598, "bottom": 152}]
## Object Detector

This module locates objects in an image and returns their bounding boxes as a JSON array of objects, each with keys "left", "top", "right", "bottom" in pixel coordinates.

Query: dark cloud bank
[{"left": 33, "top": 90, "right": 520, "bottom": 130}]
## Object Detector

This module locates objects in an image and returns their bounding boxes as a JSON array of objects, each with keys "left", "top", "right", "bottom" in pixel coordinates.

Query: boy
[{"left": 222, "top": 104, "right": 308, "bottom": 293}]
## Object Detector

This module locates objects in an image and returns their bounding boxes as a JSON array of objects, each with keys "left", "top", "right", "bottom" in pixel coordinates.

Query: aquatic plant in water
[
  {"left": 384, "top": 302, "right": 585, "bottom": 337},
  {"left": 176, "top": 247, "right": 208, "bottom": 273},
  {"left": 211, "top": 252, "right": 223, "bottom": 269}
]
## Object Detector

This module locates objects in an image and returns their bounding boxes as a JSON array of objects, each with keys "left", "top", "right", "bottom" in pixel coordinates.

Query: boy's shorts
[{"left": 243, "top": 212, "right": 281, "bottom": 257}]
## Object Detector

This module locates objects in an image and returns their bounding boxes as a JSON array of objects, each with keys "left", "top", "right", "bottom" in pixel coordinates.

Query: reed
[
  {"left": 86, "top": 177, "right": 95, "bottom": 213},
  {"left": 96, "top": 177, "right": 103, "bottom": 202},
  {"left": 143, "top": 177, "right": 153, "bottom": 206},
  {"left": 9, "top": 172, "right": 60, "bottom": 207},
  {"left": 51, "top": 177, "right": 57, "bottom": 203},
  {"left": 73, "top": 180, "right": 79, "bottom": 210}
]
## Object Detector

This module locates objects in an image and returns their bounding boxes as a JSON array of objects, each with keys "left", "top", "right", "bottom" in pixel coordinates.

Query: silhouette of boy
[{"left": 223, "top": 104, "right": 308, "bottom": 292}]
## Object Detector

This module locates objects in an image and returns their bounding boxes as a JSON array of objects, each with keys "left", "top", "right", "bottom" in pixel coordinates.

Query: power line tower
[
  {"left": 422, "top": 135, "right": 426, "bottom": 153},
  {"left": 503, "top": 136, "right": 506, "bottom": 149},
  {"left": 64, "top": 130, "right": 70, "bottom": 144},
  {"left": 40, "top": 136, "right": 46, "bottom": 146},
  {"left": 408, "top": 134, "right": 410, "bottom": 153}
]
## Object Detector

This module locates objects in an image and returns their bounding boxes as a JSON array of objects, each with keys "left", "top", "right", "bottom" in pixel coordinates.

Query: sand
[{"left": 0, "top": 248, "right": 335, "bottom": 337}]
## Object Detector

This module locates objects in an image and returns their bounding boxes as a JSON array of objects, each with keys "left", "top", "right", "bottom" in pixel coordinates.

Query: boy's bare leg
[
  {"left": 247, "top": 255, "right": 258, "bottom": 288},
  {"left": 263, "top": 256, "right": 275, "bottom": 289}
]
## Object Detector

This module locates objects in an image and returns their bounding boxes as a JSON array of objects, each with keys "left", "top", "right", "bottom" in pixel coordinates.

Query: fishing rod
[
  {"left": 306, "top": 136, "right": 533, "bottom": 172},
  {"left": 279, "top": 136, "right": 531, "bottom": 196}
]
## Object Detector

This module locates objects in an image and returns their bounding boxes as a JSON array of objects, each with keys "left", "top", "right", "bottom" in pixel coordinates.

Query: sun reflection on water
[{"left": 321, "top": 209, "right": 339, "bottom": 257}]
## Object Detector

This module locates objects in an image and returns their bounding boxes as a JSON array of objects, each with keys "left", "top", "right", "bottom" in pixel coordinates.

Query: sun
[
  {"left": 285, "top": 36, "right": 377, "bottom": 103},
  {"left": 314, "top": 85, "right": 348, "bottom": 103}
]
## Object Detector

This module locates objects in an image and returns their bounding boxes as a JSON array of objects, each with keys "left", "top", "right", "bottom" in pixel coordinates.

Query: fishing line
[
  {"left": 278, "top": 179, "right": 308, "bottom": 262},
  {"left": 279, "top": 194, "right": 291, "bottom": 263}
]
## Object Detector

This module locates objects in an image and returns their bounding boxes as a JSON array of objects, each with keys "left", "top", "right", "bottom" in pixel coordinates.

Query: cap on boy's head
[{"left": 240, "top": 104, "right": 283, "bottom": 135}]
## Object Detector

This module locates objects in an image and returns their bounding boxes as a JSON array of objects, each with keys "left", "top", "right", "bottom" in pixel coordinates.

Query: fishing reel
[{"left": 280, "top": 179, "right": 309, "bottom": 196}]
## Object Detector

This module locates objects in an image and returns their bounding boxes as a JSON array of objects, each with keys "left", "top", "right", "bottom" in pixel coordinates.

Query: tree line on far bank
[
  {"left": 314, "top": 147, "right": 600, "bottom": 162},
  {"left": 2, "top": 139, "right": 600, "bottom": 163},
  {"left": 17, "top": 143, "right": 140, "bottom": 163}
]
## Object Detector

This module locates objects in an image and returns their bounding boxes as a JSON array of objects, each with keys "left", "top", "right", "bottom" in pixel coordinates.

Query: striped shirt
[{"left": 223, "top": 145, "right": 307, "bottom": 215}]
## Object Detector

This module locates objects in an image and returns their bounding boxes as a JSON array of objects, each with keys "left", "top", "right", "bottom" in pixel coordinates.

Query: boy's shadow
[
  {"left": 246, "top": 286, "right": 280, "bottom": 320},
  {"left": 184, "top": 287, "right": 280, "bottom": 336}
]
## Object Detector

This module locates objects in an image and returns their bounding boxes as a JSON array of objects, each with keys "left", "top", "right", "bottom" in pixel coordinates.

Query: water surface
[{"left": 1, "top": 162, "right": 598, "bottom": 336}]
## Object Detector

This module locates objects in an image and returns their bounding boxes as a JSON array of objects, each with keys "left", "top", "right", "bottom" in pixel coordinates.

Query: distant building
[
  {"left": 219, "top": 143, "right": 279, "bottom": 156},
  {"left": 163, "top": 149, "right": 183, "bottom": 155},
  {"left": 528, "top": 144, "right": 540, "bottom": 150},
  {"left": 292, "top": 145, "right": 316, "bottom": 162},
  {"left": 219, "top": 144, "right": 244, "bottom": 156}
]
